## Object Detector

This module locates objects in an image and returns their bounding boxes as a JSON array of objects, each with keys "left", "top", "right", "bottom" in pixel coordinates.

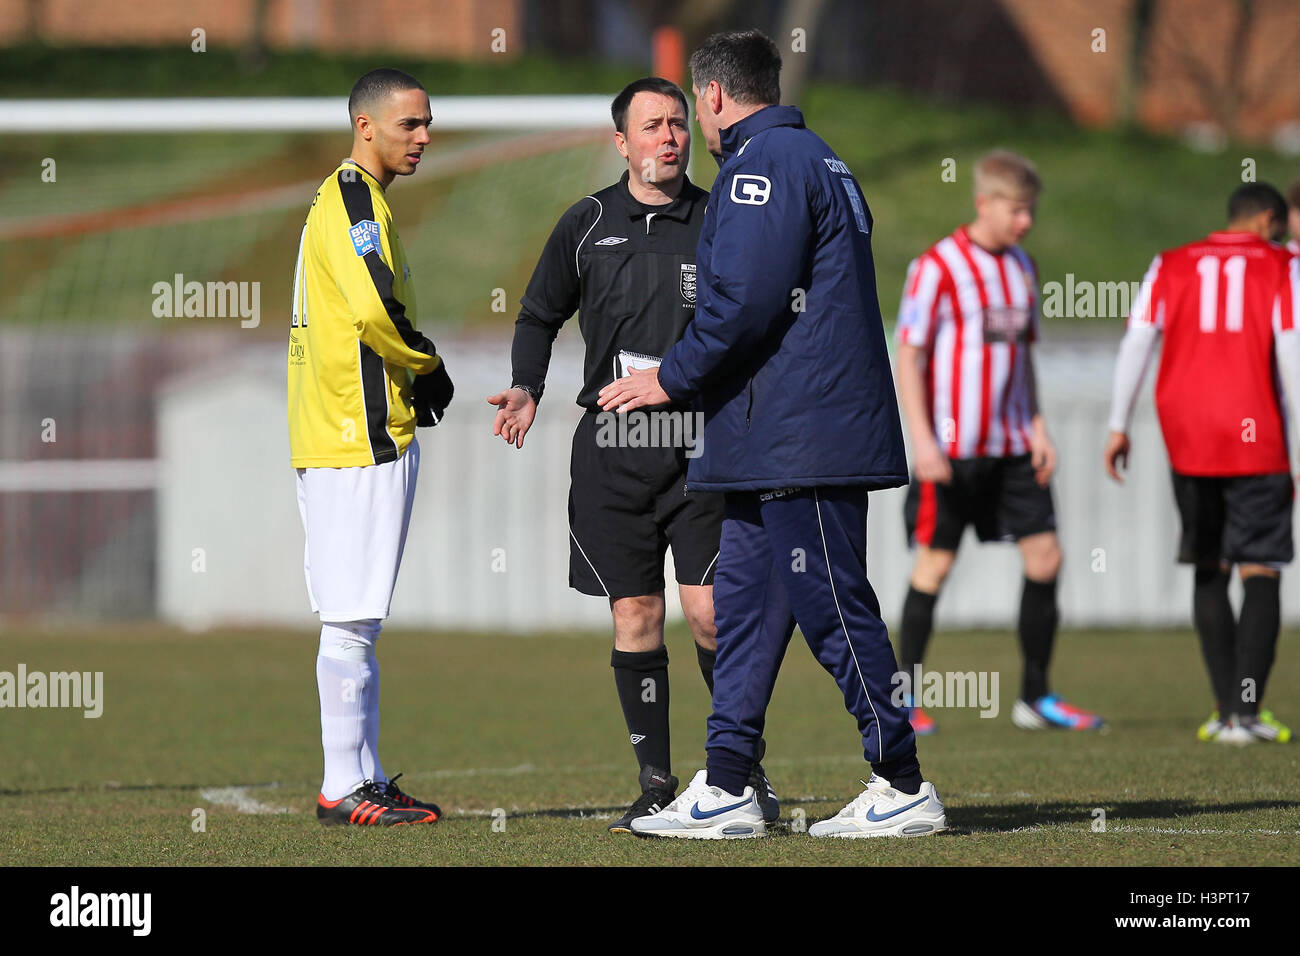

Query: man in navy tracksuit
[{"left": 599, "top": 30, "right": 947, "bottom": 839}]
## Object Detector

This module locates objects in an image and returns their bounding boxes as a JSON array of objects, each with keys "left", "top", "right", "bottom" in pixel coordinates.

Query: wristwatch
[{"left": 511, "top": 383, "right": 542, "bottom": 404}]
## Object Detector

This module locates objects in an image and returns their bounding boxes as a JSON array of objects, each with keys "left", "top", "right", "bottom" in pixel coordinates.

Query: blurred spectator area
[
  {"left": 3, "top": 0, "right": 1295, "bottom": 140},
  {"left": 0, "top": 330, "right": 242, "bottom": 619}
]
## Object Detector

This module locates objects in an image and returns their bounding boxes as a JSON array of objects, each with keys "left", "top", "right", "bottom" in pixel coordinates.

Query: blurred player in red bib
[
  {"left": 1106, "top": 183, "right": 1300, "bottom": 744},
  {"left": 894, "top": 150, "right": 1103, "bottom": 734},
  {"left": 1287, "top": 178, "right": 1300, "bottom": 257}
]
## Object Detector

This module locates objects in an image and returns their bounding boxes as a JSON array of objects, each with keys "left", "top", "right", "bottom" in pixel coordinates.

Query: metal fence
[{"left": 3, "top": 329, "right": 1296, "bottom": 631}]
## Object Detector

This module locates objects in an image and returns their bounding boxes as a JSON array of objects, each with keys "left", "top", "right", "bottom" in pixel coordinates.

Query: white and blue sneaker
[
  {"left": 1214, "top": 717, "right": 1256, "bottom": 746},
  {"left": 808, "top": 774, "right": 947, "bottom": 838},
  {"left": 629, "top": 769, "right": 766, "bottom": 839}
]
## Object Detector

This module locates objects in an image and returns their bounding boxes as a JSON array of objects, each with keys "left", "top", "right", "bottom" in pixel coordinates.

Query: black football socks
[
  {"left": 872, "top": 754, "right": 924, "bottom": 796},
  {"left": 611, "top": 646, "right": 671, "bottom": 775},
  {"left": 898, "top": 586, "right": 939, "bottom": 680},
  {"left": 1193, "top": 565, "right": 1237, "bottom": 714},
  {"left": 1018, "top": 577, "right": 1058, "bottom": 702},
  {"left": 1235, "top": 575, "right": 1280, "bottom": 719},
  {"left": 696, "top": 642, "right": 716, "bottom": 694}
]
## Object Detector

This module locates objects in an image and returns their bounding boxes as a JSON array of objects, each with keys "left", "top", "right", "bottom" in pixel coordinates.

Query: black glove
[{"left": 413, "top": 359, "right": 454, "bottom": 426}]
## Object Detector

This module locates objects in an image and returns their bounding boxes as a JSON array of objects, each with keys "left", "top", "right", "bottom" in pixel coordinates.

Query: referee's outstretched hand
[{"left": 488, "top": 387, "right": 537, "bottom": 449}]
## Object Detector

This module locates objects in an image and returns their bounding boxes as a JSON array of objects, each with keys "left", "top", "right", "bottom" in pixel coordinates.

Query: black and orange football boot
[
  {"left": 316, "top": 780, "right": 437, "bottom": 827},
  {"left": 379, "top": 773, "right": 442, "bottom": 819}
]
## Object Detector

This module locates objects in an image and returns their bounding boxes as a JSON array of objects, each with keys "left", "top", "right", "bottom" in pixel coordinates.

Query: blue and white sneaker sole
[
  {"left": 808, "top": 813, "right": 947, "bottom": 838},
  {"left": 630, "top": 818, "right": 767, "bottom": 839}
]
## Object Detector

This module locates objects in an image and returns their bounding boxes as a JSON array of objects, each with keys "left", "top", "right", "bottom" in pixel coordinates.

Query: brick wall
[
  {"left": 3, "top": 0, "right": 1296, "bottom": 138},
  {"left": 1001, "top": 0, "right": 1299, "bottom": 138},
  {"left": 998, "top": 0, "right": 1131, "bottom": 128},
  {"left": 0, "top": 0, "right": 523, "bottom": 58},
  {"left": 1139, "top": 0, "right": 1299, "bottom": 138}
]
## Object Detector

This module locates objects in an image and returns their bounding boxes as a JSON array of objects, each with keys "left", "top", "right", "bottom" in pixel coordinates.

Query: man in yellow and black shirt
[
  {"left": 288, "top": 106, "right": 448, "bottom": 463},
  {"left": 289, "top": 68, "right": 452, "bottom": 828}
]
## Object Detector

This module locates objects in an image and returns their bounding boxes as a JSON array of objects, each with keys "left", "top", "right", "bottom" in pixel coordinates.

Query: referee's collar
[{"left": 616, "top": 169, "right": 700, "bottom": 222}]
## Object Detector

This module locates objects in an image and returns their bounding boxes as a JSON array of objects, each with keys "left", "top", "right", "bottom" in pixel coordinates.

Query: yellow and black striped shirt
[{"left": 288, "top": 159, "right": 440, "bottom": 467}]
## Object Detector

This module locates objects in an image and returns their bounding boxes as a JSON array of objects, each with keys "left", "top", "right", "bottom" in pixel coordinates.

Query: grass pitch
[{"left": 1, "top": 624, "right": 1297, "bottom": 866}]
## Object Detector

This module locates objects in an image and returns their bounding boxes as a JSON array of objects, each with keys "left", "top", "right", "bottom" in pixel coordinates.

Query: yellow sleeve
[{"left": 323, "top": 171, "right": 439, "bottom": 374}]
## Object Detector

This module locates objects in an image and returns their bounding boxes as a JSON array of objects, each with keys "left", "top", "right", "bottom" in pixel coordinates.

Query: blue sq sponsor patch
[{"left": 349, "top": 219, "right": 381, "bottom": 257}]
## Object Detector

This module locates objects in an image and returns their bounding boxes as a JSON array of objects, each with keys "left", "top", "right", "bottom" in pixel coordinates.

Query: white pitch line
[
  {"left": 428, "top": 763, "right": 539, "bottom": 778},
  {"left": 199, "top": 786, "right": 291, "bottom": 815},
  {"left": 1106, "top": 824, "right": 1299, "bottom": 836},
  {"left": 452, "top": 807, "right": 620, "bottom": 820},
  {"left": 191, "top": 781, "right": 1300, "bottom": 834},
  {"left": 191, "top": 770, "right": 1300, "bottom": 835},
  {"left": 967, "top": 823, "right": 1299, "bottom": 836}
]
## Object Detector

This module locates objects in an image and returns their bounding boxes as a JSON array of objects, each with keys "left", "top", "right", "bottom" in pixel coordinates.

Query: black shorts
[
  {"left": 1171, "top": 470, "right": 1294, "bottom": 566},
  {"left": 904, "top": 453, "right": 1056, "bottom": 550},
  {"left": 568, "top": 409, "right": 723, "bottom": 598}
]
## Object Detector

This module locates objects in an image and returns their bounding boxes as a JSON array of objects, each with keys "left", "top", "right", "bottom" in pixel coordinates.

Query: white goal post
[{"left": 0, "top": 96, "right": 614, "bottom": 133}]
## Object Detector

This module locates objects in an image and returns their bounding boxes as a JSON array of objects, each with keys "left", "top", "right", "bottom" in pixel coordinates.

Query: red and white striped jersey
[
  {"left": 1129, "top": 231, "right": 1298, "bottom": 475},
  {"left": 896, "top": 225, "right": 1039, "bottom": 459}
]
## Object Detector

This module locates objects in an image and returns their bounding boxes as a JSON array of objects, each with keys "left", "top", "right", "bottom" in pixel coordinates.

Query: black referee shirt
[{"left": 511, "top": 170, "right": 708, "bottom": 410}]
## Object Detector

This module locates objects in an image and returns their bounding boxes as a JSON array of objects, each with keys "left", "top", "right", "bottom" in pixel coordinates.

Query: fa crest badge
[{"left": 680, "top": 263, "right": 697, "bottom": 304}]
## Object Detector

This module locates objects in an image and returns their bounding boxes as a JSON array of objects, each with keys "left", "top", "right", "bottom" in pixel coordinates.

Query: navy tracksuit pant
[{"left": 707, "top": 485, "right": 917, "bottom": 771}]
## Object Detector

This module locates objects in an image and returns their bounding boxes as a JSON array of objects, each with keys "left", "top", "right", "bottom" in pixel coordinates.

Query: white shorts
[{"left": 295, "top": 437, "right": 420, "bottom": 622}]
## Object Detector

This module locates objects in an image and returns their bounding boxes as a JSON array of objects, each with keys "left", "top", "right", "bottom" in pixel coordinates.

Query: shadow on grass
[
  {"left": 0, "top": 781, "right": 283, "bottom": 797},
  {"left": 5, "top": 783, "right": 1296, "bottom": 837},
  {"left": 949, "top": 798, "right": 1300, "bottom": 834}
]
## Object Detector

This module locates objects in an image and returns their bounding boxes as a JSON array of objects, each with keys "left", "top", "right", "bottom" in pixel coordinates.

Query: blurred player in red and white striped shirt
[
  {"left": 894, "top": 151, "right": 1104, "bottom": 735},
  {"left": 1106, "top": 182, "right": 1300, "bottom": 745}
]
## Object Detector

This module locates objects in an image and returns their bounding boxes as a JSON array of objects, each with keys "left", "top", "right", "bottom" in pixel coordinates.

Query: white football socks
[
  {"left": 317, "top": 620, "right": 384, "bottom": 801},
  {"left": 360, "top": 652, "right": 385, "bottom": 788}
]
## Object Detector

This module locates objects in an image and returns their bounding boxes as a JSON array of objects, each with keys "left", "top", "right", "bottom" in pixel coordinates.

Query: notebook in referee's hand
[{"left": 615, "top": 349, "right": 662, "bottom": 379}]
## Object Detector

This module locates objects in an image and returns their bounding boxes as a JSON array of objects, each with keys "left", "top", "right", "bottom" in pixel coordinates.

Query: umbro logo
[
  {"left": 629, "top": 734, "right": 646, "bottom": 744},
  {"left": 595, "top": 236, "right": 628, "bottom": 245}
]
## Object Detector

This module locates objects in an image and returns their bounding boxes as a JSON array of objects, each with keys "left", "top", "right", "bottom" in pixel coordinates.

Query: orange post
[{"left": 652, "top": 26, "right": 685, "bottom": 85}]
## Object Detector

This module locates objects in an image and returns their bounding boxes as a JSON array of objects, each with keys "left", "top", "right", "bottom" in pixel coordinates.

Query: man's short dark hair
[
  {"left": 348, "top": 68, "right": 425, "bottom": 124},
  {"left": 688, "top": 30, "right": 781, "bottom": 107},
  {"left": 611, "top": 77, "right": 689, "bottom": 135},
  {"left": 1227, "top": 182, "right": 1286, "bottom": 225}
]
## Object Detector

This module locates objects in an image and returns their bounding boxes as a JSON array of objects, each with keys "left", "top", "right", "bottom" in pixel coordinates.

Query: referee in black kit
[{"left": 487, "top": 77, "right": 778, "bottom": 832}]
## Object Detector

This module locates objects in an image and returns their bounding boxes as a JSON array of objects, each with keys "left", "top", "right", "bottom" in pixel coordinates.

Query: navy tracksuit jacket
[{"left": 658, "top": 105, "right": 915, "bottom": 767}]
